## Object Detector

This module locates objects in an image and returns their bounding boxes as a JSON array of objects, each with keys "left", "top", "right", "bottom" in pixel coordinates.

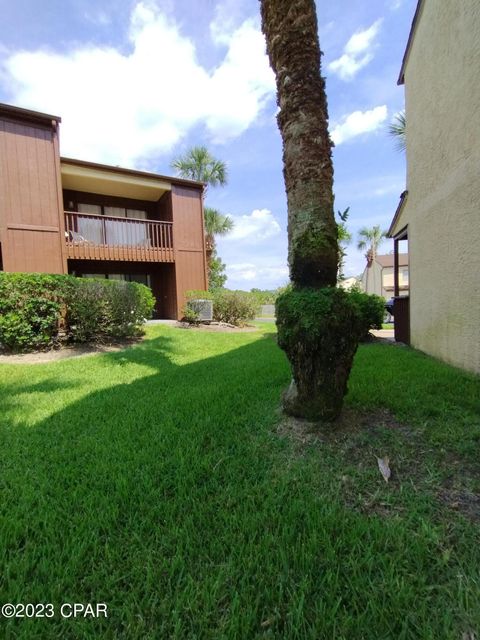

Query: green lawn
[{"left": 0, "top": 323, "right": 479, "bottom": 639}]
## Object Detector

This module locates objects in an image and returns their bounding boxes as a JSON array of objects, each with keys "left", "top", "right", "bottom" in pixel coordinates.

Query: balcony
[{"left": 64, "top": 211, "right": 174, "bottom": 262}]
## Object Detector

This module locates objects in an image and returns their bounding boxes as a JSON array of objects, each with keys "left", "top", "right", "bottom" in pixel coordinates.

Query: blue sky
[{"left": 0, "top": 0, "right": 416, "bottom": 289}]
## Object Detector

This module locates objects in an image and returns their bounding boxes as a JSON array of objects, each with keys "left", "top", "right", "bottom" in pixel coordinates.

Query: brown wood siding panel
[
  {"left": 0, "top": 117, "right": 64, "bottom": 273},
  {"left": 175, "top": 250, "right": 207, "bottom": 319},
  {"left": 171, "top": 186, "right": 205, "bottom": 251},
  {"left": 170, "top": 185, "right": 208, "bottom": 317},
  {"left": 3, "top": 229, "right": 64, "bottom": 273}
]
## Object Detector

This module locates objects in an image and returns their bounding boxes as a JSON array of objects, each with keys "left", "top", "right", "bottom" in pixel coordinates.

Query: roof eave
[
  {"left": 0, "top": 102, "right": 62, "bottom": 127},
  {"left": 388, "top": 190, "right": 408, "bottom": 238},
  {"left": 397, "top": 0, "right": 425, "bottom": 85}
]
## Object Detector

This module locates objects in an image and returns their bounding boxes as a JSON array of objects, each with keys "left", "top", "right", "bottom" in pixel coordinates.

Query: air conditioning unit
[{"left": 187, "top": 299, "right": 213, "bottom": 322}]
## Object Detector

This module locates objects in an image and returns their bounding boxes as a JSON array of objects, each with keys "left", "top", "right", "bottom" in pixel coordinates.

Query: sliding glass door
[{"left": 76, "top": 204, "right": 149, "bottom": 247}]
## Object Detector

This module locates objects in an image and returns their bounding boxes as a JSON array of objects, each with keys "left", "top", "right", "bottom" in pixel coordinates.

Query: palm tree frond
[
  {"left": 388, "top": 111, "right": 406, "bottom": 152},
  {"left": 204, "top": 207, "right": 234, "bottom": 238},
  {"left": 171, "top": 146, "right": 228, "bottom": 187},
  {"left": 356, "top": 225, "right": 387, "bottom": 255}
]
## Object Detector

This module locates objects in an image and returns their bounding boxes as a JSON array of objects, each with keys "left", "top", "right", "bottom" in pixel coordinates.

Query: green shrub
[
  {"left": 0, "top": 273, "right": 155, "bottom": 352},
  {"left": 186, "top": 289, "right": 257, "bottom": 326},
  {"left": 212, "top": 290, "right": 257, "bottom": 326},
  {"left": 66, "top": 279, "right": 155, "bottom": 343},
  {"left": 182, "top": 306, "right": 200, "bottom": 324},
  {"left": 0, "top": 273, "right": 70, "bottom": 351},
  {"left": 346, "top": 289, "right": 385, "bottom": 340}
]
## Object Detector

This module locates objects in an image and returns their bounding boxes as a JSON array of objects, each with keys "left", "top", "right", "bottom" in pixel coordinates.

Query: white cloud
[
  {"left": 2, "top": 2, "right": 275, "bottom": 166},
  {"left": 210, "top": 0, "right": 251, "bottom": 46},
  {"left": 225, "top": 208, "right": 281, "bottom": 243},
  {"left": 330, "top": 105, "right": 388, "bottom": 145},
  {"left": 328, "top": 19, "right": 382, "bottom": 80},
  {"left": 390, "top": 0, "right": 404, "bottom": 10},
  {"left": 227, "top": 263, "right": 288, "bottom": 285},
  {"left": 215, "top": 208, "right": 287, "bottom": 289},
  {"left": 83, "top": 10, "right": 112, "bottom": 26}
]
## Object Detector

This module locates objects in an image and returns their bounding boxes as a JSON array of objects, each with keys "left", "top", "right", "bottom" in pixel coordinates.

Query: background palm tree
[
  {"left": 171, "top": 146, "right": 228, "bottom": 197},
  {"left": 204, "top": 207, "right": 234, "bottom": 253},
  {"left": 388, "top": 111, "right": 406, "bottom": 152},
  {"left": 357, "top": 225, "right": 387, "bottom": 265}
]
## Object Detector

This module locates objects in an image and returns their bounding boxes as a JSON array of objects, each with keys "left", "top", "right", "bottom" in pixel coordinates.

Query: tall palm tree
[
  {"left": 388, "top": 111, "right": 406, "bottom": 152},
  {"left": 261, "top": 0, "right": 361, "bottom": 421},
  {"left": 357, "top": 225, "right": 387, "bottom": 265},
  {"left": 171, "top": 146, "right": 228, "bottom": 198}
]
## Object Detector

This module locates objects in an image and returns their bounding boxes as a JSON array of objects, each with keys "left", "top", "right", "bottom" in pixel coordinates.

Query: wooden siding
[
  {"left": 171, "top": 185, "right": 208, "bottom": 318},
  {"left": 0, "top": 116, "right": 65, "bottom": 273}
]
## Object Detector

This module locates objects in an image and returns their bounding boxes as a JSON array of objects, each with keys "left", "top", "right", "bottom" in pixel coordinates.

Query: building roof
[
  {"left": 375, "top": 253, "right": 409, "bottom": 268},
  {"left": 61, "top": 157, "right": 204, "bottom": 191},
  {"left": 0, "top": 102, "right": 61, "bottom": 128},
  {"left": 397, "top": 0, "right": 425, "bottom": 85}
]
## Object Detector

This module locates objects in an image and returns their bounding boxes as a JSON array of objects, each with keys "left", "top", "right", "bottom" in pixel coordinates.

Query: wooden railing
[{"left": 64, "top": 211, "right": 174, "bottom": 262}]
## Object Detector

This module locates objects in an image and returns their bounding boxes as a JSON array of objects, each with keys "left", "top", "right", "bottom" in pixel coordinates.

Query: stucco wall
[
  {"left": 361, "top": 261, "right": 382, "bottom": 297},
  {"left": 382, "top": 266, "right": 408, "bottom": 297},
  {"left": 397, "top": 0, "right": 480, "bottom": 373}
]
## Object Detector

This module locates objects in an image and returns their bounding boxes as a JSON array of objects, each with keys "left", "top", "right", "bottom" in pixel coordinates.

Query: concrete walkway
[{"left": 371, "top": 329, "right": 395, "bottom": 342}]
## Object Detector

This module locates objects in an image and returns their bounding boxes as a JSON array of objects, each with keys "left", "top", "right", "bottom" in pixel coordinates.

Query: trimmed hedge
[{"left": 0, "top": 273, "right": 155, "bottom": 352}]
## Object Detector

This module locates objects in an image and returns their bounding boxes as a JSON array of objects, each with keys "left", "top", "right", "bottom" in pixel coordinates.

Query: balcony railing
[{"left": 64, "top": 211, "right": 174, "bottom": 262}]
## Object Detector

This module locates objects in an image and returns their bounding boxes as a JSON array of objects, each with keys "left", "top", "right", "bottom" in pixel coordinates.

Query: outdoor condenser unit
[{"left": 187, "top": 299, "right": 213, "bottom": 322}]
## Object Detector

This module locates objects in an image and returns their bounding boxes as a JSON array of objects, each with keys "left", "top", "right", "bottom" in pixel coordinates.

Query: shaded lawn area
[{"left": 0, "top": 323, "right": 479, "bottom": 639}]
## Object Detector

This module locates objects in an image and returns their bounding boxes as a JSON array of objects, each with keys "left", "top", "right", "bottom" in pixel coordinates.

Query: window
[
  {"left": 402, "top": 269, "right": 409, "bottom": 284},
  {"left": 77, "top": 204, "right": 103, "bottom": 243}
]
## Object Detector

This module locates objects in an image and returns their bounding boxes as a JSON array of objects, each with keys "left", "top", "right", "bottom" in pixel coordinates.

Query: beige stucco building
[
  {"left": 388, "top": 0, "right": 480, "bottom": 373},
  {"left": 361, "top": 253, "right": 409, "bottom": 300}
]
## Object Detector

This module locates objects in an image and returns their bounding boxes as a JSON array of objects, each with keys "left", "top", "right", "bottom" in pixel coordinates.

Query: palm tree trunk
[
  {"left": 261, "top": 0, "right": 360, "bottom": 421},
  {"left": 261, "top": 0, "right": 338, "bottom": 287}
]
